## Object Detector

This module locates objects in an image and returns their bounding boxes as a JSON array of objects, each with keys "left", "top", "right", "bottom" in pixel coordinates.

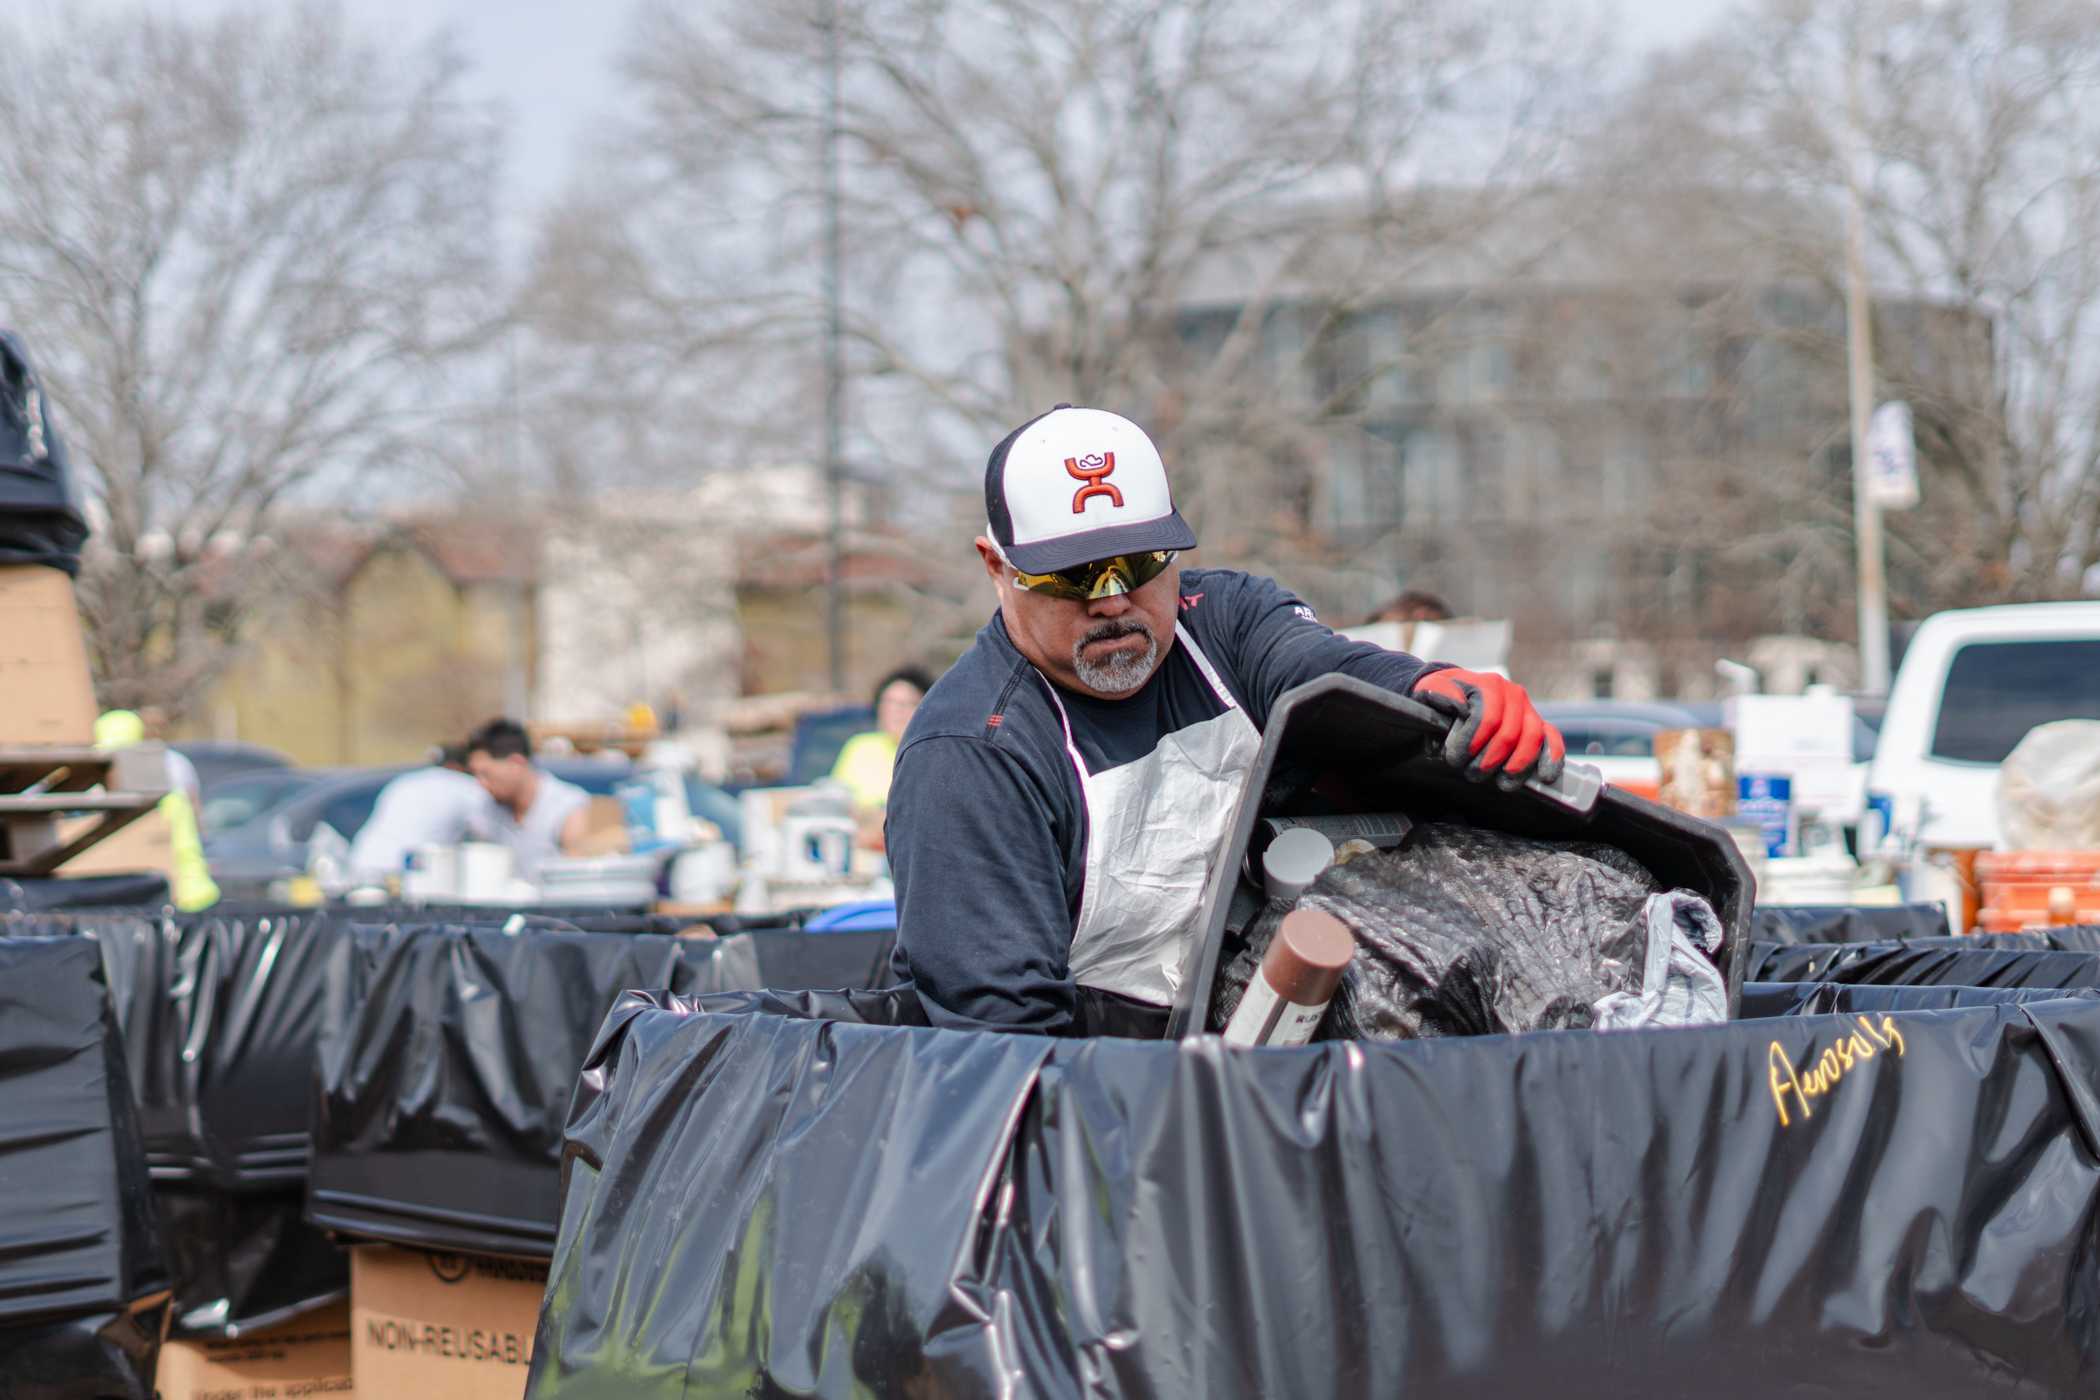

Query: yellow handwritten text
[{"left": 1767, "top": 1014, "right": 1906, "bottom": 1127}]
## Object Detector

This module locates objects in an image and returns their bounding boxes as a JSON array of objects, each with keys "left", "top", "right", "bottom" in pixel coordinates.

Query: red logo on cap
[{"left": 1065, "top": 453, "right": 1122, "bottom": 513}]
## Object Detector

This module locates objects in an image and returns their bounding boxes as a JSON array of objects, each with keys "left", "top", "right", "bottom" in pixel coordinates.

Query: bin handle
[{"left": 1526, "top": 759, "right": 1604, "bottom": 817}]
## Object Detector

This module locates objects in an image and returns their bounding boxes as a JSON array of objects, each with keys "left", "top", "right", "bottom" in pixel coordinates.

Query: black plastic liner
[
  {"left": 0, "top": 873, "right": 169, "bottom": 912},
  {"left": 529, "top": 989, "right": 2100, "bottom": 1398},
  {"left": 306, "top": 923, "right": 763, "bottom": 1257},
  {"left": 3, "top": 909, "right": 359, "bottom": 1340},
  {"left": 2042, "top": 925, "right": 2100, "bottom": 952},
  {"left": 155, "top": 1186, "right": 349, "bottom": 1339},
  {"left": 748, "top": 927, "right": 897, "bottom": 991},
  {"left": 0, "top": 937, "right": 168, "bottom": 1396},
  {"left": 0, "top": 330, "right": 89, "bottom": 575},
  {"left": 11, "top": 906, "right": 345, "bottom": 1185},
  {"left": 1741, "top": 980, "right": 2100, "bottom": 1017},
  {"left": 1750, "top": 939, "right": 2100, "bottom": 988},
  {"left": 340, "top": 905, "right": 898, "bottom": 991},
  {"left": 1750, "top": 902, "right": 1951, "bottom": 944}
]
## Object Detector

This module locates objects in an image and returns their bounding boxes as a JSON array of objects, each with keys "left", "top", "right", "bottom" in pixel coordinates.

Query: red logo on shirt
[
  {"left": 1179, "top": 591, "right": 1204, "bottom": 612},
  {"left": 1065, "top": 453, "right": 1122, "bottom": 513}
]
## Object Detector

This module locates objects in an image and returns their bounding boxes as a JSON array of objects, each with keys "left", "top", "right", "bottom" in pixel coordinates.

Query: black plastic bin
[
  {"left": 1168, "top": 676, "right": 1754, "bottom": 1036},
  {"left": 3, "top": 907, "right": 360, "bottom": 1339},
  {"left": 1750, "top": 902, "right": 1951, "bottom": 944},
  {"left": 1750, "top": 939, "right": 2100, "bottom": 989},
  {"left": 0, "top": 937, "right": 169, "bottom": 1397},
  {"left": 305, "top": 922, "right": 763, "bottom": 1258},
  {"left": 528, "top": 986, "right": 2100, "bottom": 1398}
]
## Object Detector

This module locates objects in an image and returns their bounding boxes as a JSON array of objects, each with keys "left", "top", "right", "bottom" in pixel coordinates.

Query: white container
[
  {"left": 403, "top": 844, "right": 459, "bottom": 903},
  {"left": 538, "top": 852, "right": 660, "bottom": 907},
  {"left": 457, "top": 842, "right": 515, "bottom": 903},
  {"left": 780, "top": 814, "right": 856, "bottom": 880},
  {"left": 670, "top": 844, "right": 738, "bottom": 905},
  {"left": 1758, "top": 854, "right": 1860, "bottom": 906}
]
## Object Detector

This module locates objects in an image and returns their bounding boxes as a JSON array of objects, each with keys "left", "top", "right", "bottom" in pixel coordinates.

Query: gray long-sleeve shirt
[{"left": 886, "top": 567, "right": 1440, "bottom": 1034}]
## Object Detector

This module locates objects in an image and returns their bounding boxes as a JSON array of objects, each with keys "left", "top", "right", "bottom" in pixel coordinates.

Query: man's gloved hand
[{"left": 1411, "top": 668, "right": 1566, "bottom": 791}]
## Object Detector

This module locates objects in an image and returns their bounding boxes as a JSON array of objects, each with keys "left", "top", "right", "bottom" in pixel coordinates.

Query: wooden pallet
[{"left": 0, "top": 744, "right": 170, "bottom": 876}]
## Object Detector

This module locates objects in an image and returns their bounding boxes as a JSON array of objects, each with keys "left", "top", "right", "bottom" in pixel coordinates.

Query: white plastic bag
[{"left": 1998, "top": 721, "right": 2100, "bottom": 850}]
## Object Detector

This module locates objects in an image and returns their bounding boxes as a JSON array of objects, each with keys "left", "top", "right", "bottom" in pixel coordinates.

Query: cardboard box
[
  {"left": 570, "top": 795, "right": 632, "bottom": 856},
  {"left": 58, "top": 804, "right": 174, "bottom": 879},
  {"left": 155, "top": 1302, "right": 355, "bottom": 1399},
  {"left": 1654, "top": 728, "right": 1736, "bottom": 820},
  {"left": 350, "top": 1245, "right": 546, "bottom": 1399},
  {"left": 0, "top": 564, "right": 98, "bottom": 745}
]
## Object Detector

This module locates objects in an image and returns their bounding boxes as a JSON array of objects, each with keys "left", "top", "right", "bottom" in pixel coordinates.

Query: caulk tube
[
  {"left": 1260, "top": 813, "right": 1414, "bottom": 851},
  {"left": 1223, "top": 908, "right": 1355, "bottom": 1047}
]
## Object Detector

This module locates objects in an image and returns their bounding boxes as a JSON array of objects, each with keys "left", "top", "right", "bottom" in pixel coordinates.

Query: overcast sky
[{"left": 123, "top": 0, "right": 1737, "bottom": 232}]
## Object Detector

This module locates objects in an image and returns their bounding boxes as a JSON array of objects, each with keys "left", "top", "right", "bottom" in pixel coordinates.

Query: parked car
[
  {"left": 172, "top": 741, "right": 293, "bottom": 797},
  {"left": 787, "top": 705, "right": 876, "bottom": 787},
  {"left": 1869, "top": 602, "right": 2100, "bottom": 848},
  {"left": 195, "top": 767, "right": 329, "bottom": 839},
  {"left": 1537, "top": 702, "right": 1708, "bottom": 793}
]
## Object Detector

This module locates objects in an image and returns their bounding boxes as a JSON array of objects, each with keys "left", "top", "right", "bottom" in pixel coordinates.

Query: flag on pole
[{"left": 1867, "top": 401, "right": 1919, "bottom": 510}]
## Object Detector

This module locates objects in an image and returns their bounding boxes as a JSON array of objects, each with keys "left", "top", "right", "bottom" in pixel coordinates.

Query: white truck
[{"left": 1868, "top": 601, "right": 2100, "bottom": 849}]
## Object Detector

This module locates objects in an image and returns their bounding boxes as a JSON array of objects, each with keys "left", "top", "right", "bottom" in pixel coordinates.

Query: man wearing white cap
[{"left": 887, "top": 405, "right": 1564, "bottom": 1035}]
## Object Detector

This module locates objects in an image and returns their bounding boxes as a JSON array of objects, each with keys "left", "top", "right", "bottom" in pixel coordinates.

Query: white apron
[{"left": 1040, "top": 623, "right": 1262, "bottom": 1005}]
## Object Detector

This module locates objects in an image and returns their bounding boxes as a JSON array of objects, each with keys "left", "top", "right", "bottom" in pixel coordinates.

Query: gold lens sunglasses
[{"left": 994, "top": 545, "right": 1178, "bottom": 601}]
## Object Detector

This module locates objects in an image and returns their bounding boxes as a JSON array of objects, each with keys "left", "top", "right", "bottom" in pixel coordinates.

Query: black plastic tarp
[
  {"left": 0, "top": 330, "right": 88, "bottom": 575},
  {"left": 530, "top": 989, "right": 2100, "bottom": 1398},
  {"left": 17, "top": 906, "right": 344, "bottom": 1186},
  {"left": 747, "top": 927, "right": 897, "bottom": 991},
  {"left": 336, "top": 907, "right": 895, "bottom": 990},
  {"left": 0, "top": 874, "right": 168, "bottom": 913},
  {"left": 2044, "top": 925, "right": 2100, "bottom": 953},
  {"left": 1750, "top": 902, "right": 1951, "bottom": 944},
  {"left": 1740, "top": 980, "right": 2100, "bottom": 1018},
  {"left": 154, "top": 1185, "right": 348, "bottom": 1339},
  {"left": 3, "top": 908, "right": 358, "bottom": 1340},
  {"left": 0, "top": 937, "right": 167, "bottom": 1398},
  {"left": 306, "top": 923, "right": 763, "bottom": 1257},
  {"left": 1750, "top": 939, "right": 2100, "bottom": 989}
]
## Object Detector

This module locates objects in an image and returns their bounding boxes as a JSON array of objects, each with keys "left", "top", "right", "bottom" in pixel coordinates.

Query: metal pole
[
  {"left": 822, "top": 0, "right": 847, "bottom": 693},
  {"left": 1843, "top": 41, "right": 1890, "bottom": 695}
]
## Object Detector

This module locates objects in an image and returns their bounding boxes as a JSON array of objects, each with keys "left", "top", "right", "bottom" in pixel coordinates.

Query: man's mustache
[{"left": 1081, "top": 619, "right": 1153, "bottom": 647}]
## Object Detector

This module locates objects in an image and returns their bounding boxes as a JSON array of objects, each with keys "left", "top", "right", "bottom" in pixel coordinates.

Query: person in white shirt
[
  {"left": 464, "top": 718, "right": 591, "bottom": 881},
  {"left": 347, "top": 744, "right": 485, "bottom": 884}
]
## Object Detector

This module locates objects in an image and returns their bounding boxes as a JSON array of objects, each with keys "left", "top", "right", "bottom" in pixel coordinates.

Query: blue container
[{"left": 1737, "top": 773, "right": 1795, "bottom": 858}]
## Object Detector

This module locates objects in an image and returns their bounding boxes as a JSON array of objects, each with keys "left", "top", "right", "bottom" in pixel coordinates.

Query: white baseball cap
[{"left": 983, "top": 405, "right": 1197, "bottom": 573}]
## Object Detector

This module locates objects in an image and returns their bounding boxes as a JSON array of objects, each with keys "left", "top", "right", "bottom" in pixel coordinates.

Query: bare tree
[
  {"left": 521, "top": 0, "right": 1606, "bottom": 627},
  {"left": 0, "top": 3, "right": 504, "bottom": 715},
  {"left": 1596, "top": 0, "right": 2100, "bottom": 631}
]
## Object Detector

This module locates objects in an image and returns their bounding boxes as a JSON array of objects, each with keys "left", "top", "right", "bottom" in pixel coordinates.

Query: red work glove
[{"left": 1411, "top": 668, "right": 1566, "bottom": 790}]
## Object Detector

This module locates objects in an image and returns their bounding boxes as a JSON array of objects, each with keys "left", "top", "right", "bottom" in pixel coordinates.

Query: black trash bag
[
  {"left": 0, "top": 329, "right": 89, "bottom": 575},
  {"left": 1750, "top": 902, "right": 1951, "bottom": 944},
  {"left": 0, "top": 938, "right": 169, "bottom": 1398},
  {"left": 0, "top": 1311, "right": 165, "bottom": 1400},
  {"left": 749, "top": 927, "right": 898, "bottom": 991},
  {"left": 530, "top": 989, "right": 2100, "bottom": 1398},
  {"left": 35, "top": 906, "right": 343, "bottom": 1186},
  {"left": 0, "top": 873, "right": 168, "bottom": 912},
  {"left": 156, "top": 1187, "right": 348, "bottom": 1340},
  {"left": 1750, "top": 939, "right": 2100, "bottom": 990},
  {"left": 1210, "top": 825, "right": 1724, "bottom": 1040},
  {"left": 1740, "top": 980, "right": 2100, "bottom": 1018},
  {"left": 307, "top": 923, "right": 763, "bottom": 1257},
  {"left": 2, "top": 910, "right": 356, "bottom": 1339},
  {"left": 2046, "top": 925, "right": 2100, "bottom": 952}
]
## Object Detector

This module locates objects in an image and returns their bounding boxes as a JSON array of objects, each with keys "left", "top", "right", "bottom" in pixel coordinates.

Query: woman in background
[{"left": 832, "top": 667, "right": 933, "bottom": 846}]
